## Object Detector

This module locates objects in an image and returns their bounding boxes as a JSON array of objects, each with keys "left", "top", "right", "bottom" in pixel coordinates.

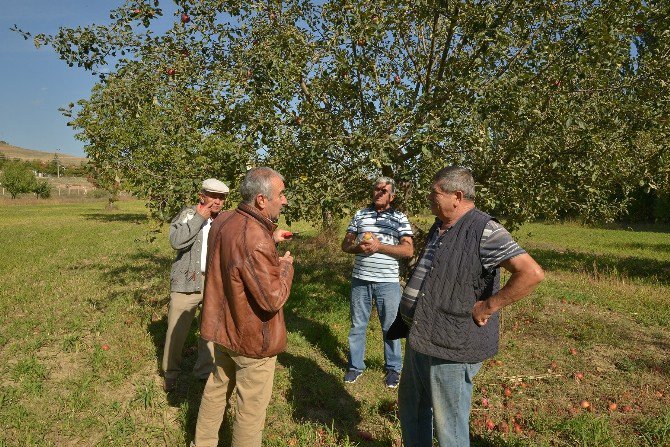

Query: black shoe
[
  {"left": 163, "top": 377, "right": 177, "bottom": 392},
  {"left": 344, "top": 370, "right": 362, "bottom": 383},
  {"left": 385, "top": 370, "right": 400, "bottom": 388}
]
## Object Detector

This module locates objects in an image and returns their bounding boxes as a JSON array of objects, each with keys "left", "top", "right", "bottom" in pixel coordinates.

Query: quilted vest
[{"left": 408, "top": 208, "right": 501, "bottom": 363}]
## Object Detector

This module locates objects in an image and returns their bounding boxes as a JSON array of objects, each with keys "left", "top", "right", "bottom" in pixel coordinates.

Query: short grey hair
[
  {"left": 240, "top": 167, "right": 284, "bottom": 204},
  {"left": 374, "top": 176, "right": 396, "bottom": 195},
  {"left": 433, "top": 166, "right": 475, "bottom": 200}
]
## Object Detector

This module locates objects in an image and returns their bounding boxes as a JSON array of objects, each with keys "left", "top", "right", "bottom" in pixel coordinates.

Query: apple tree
[{"left": 17, "top": 0, "right": 669, "bottom": 226}]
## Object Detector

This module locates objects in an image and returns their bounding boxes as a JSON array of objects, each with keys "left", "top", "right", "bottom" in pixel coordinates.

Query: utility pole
[{"left": 55, "top": 150, "right": 61, "bottom": 178}]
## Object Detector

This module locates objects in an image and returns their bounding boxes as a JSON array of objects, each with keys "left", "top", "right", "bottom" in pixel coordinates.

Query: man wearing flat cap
[{"left": 162, "top": 178, "right": 230, "bottom": 392}]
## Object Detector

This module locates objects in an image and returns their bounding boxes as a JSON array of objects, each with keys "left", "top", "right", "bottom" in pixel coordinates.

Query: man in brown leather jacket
[{"left": 192, "top": 167, "right": 294, "bottom": 447}]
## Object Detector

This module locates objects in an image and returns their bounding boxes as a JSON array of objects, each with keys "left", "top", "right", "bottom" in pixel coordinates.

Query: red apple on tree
[{"left": 181, "top": 13, "right": 190, "bottom": 23}]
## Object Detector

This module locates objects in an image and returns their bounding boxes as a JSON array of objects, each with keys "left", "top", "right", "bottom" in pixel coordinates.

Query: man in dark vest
[{"left": 395, "top": 166, "right": 544, "bottom": 446}]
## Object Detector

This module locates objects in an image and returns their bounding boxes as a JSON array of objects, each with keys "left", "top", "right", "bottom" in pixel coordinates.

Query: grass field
[{"left": 0, "top": 200, "right": 668, "bottom": 446}]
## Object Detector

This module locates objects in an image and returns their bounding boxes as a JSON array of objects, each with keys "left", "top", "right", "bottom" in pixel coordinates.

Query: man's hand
[
  {"left": 196, "top": 201, "right": 214, "bottom": 219},
  {"left": 472, "top": 300, "right": 494, "bottom": 327},
  {"left": 273, "top": 228, "right": 294, "bottom": 243},
  {"left": 279, "top": 251, "right": 294, "bottom": 264},
  {"left": 359, "top": 237, "right": 381, "bottom": 255},
  {"left": 471, "top": 253, "right": 544, "bottom": 327}
]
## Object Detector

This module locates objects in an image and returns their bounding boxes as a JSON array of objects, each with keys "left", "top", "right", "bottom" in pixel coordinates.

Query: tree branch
[
  {"left": 423, "top": 11, "right": 440, "bottom": 97},
  {"left": 436, "top": 3, "right": 459, "bottom": 85}
]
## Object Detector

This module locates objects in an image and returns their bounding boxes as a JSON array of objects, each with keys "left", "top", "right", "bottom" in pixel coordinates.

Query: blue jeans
[
  {"left": 347, "top": 277, "right": 402, "bottom": 372},
  {"left": 398, "top": 342, "right": 482, "bottom": 447}
]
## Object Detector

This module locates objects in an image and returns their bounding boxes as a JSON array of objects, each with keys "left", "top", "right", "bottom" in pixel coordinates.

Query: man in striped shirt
[{"left": 341, "top": 177, "right": 414, "bottom": 388}]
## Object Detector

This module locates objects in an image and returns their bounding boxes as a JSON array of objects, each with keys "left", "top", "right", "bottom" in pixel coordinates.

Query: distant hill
[{"left": 0, "top": 142, "right": 86, "bottom": 166}]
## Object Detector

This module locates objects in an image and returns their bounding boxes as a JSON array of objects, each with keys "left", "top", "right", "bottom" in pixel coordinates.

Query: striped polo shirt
[{"left": 347, "top": 206, "right": 414, "bottom": 283}]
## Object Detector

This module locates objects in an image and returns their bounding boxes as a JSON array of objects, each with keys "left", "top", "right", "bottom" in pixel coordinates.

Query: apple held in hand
[{"left": 362, "top": 232, "right": 374, "bottom": 241}]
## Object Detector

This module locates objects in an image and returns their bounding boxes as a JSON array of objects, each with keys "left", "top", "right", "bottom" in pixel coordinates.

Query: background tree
[
  {"left": 0, "top": 160, "right": 38, "bottom": 199},
  {"left": 33, "top": 180, "right": 52, "bottom": 199},
  {"left": 17, "top": 0, "right": 670, "bottom": 226}
]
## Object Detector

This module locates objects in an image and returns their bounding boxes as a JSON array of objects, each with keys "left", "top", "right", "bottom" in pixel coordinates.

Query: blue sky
[{"left": 0, "top": 1, "right": 175, "bottom": 158}]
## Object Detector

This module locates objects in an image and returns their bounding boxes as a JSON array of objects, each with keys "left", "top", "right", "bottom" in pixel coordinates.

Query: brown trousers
[
  {"left": 194, "top": 344, "right": 277, "bottom": 447},
  {"left": 162, "top": 291, "right": 214, "bottom": 380}
]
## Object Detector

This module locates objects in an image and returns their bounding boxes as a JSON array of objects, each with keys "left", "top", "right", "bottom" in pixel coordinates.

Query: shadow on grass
[
  {"left": 81, "top": 212, "right": 148, "bottom": 224},
  {"left": 612, "top": 241, "right": 670, "bottom": 254},
  {"left": 278, "top": 352, "right": 363, "bottom": 443},
  {"left": 530, "top": 248, "right": 670, "bottom": 285}
]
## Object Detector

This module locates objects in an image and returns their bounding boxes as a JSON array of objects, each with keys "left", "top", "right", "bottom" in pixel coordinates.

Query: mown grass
[{"left": 0, "top": 201, "right": 668, "bottom": 446}]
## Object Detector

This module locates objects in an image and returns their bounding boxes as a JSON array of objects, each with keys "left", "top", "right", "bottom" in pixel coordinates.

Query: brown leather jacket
[{"left": 200, "top": 203, "right": 294, "bottom": 358}]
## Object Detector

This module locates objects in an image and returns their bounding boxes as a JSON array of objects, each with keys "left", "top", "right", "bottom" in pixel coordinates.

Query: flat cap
[{"left": 202, "top": 178, "right": 229, "bottom": 194}]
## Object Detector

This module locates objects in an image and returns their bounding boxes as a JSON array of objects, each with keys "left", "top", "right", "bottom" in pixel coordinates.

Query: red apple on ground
[
  {"left": 513, "top": 422, "right": 523, "bottom": 434},
  {"left": 569, "top": 347, "right": 578, "bottom": 355},
  {"left": 357, "top": 430, "right": 374, "bottom": 441},
  {"left": 497, "top": 421, "right": 509, "bottom": 434},
  {"left": 621, "top": 405, "right": 632, "bottom": 413},
  {"left": 608, "top": 402, "right": 618, "bottom": 411},
  {"left": 503, "top": 387, "right": 512, "bottom": 398},
  {"left": 485, "top": 419, "right": 495, "bottom": 431},
  {"left": 575, "top": 372, "right": 584, "bottom": 380},
  {"left": 481, "top": 397, "right": 489, "bottom": 408},
  {"left": 580, "top": 400, "right": 590, "bottom": 409},
  {"left": 101, "top": 344, "right": 110, "bottom": 351}
]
